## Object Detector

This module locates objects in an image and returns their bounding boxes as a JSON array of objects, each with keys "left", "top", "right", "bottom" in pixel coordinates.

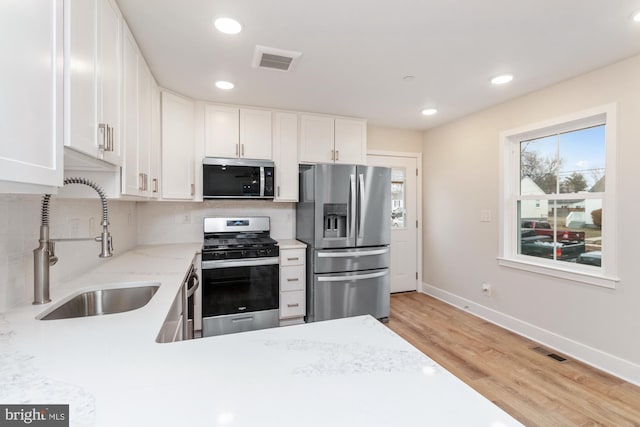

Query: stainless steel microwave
[{"left": 202, "top": 158, "right": 275, "bottom": 199}]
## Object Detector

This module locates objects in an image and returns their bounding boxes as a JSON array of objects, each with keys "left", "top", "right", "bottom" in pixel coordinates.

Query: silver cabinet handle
[
  {"left": 277, "top": 186, "right": 280, "bottom": 197},
  {"left": 98, "top": 123, "right": 107, "bottom": 150},
  {"left": 108, "top": 125, "right": 114, "bottom": 151},
  {"left": 336, "top": 150, "right": 339, "bottom": 161},
  {"left": 138, "top": 173, "right": 144, "bottom": 191},
  {"left": 286, "top": 277, "right": 299, "bottom": 282},
  {"left": 235, "top": 144, "right": 239, "bottom": 157},
  {"left": 241, "top": 144, "right": 245, "bottom": 157},
  {"left": 152, "top": 178, "right": 158, "bottom": 193},
  {"left": 287, "top": 257, "right": 299, "bottom": 261},
  {"left": 190, "top": 183, "right": 195, "bottom": 196},
  {"left": 331, "top": 149, "right": 335, "bottom": 161},
  {"left": 287, "top": 303, "right": 299, "bottom": 308}
]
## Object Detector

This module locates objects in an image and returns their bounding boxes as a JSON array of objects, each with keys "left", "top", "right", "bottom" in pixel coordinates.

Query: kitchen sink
[{"left": 38, "top": 283, "right": 160, "bottom": 320}]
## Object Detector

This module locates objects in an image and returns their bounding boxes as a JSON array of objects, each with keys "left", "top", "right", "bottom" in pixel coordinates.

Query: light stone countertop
[
  {"left": 0, "top": 243, "right": 522, "bottom": 427},
  {"left": 276, "top": 239, "right": 307, "bottom": 249}
]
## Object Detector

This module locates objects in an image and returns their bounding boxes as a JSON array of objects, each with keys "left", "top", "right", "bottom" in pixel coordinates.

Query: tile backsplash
[
  {"left": 0, "top": 195, "right": 137, "bottom": 311},
  {"left": 135, "top": 200, "right": 296, "bottom": 245},
  {"left": 0, "top": 196, "right": 295, "bottom": 311}
]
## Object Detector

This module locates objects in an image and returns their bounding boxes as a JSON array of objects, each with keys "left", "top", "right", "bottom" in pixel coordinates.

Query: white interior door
[{"left": 367, "top": 154, "right": 418, "bottom": 293}]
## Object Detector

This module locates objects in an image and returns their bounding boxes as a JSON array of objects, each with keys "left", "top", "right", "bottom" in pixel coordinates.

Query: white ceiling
[{"left": 116, "top": 0, "right": 640, "bottom": 130}]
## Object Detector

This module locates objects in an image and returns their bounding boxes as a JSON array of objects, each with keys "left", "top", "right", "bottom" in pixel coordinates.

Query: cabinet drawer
[
  {"left": 280, "top": 248, "right": 305, "bottom": 266},
  {"left": 280, "top": 265, "right": 305, "bottom": 291},
  {"left": 280, "top": 290, "right": 306, "bottom": 319}
]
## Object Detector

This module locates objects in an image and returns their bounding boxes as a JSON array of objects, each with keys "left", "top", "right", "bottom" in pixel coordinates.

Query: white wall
[
  {"left": 421, "top": 54, "right": 640, "bottom": 384},
  {"left": 367, "top": 125, "right": 423, "bottom": 153},
  {"left": 0, "top": 195, "right": 137, "bottom": 311}
]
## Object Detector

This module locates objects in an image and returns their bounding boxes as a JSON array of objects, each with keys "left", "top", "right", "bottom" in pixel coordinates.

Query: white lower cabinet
[
  {"left": 156, "top": 284, "right": 184, "bottom": 343},
  {"left": 279, "top": 246, "right": 306, "bottom": 326}
]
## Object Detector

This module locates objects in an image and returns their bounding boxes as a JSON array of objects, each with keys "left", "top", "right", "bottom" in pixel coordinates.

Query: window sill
[{"left": 497, "top": 257, "right": 619, "bottom": 289}]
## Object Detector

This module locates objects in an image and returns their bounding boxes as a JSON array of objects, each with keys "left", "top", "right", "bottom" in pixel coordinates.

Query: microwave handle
[{"left": 260, "top": 166, "right": 265, "bottom": 197}]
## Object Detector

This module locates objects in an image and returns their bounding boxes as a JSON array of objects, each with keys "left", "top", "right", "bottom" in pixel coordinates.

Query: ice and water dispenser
[{"left": 323, "top": 203, "right": 347, "bottom": 238}]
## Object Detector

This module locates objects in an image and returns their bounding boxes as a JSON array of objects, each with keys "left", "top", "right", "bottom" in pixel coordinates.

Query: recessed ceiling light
[
  {"left": 491, "top": 74, "right": 514, "bottom": 85},
  {"left": 214, "top": 17, "right": 242, "bottom": 34},
  {"left": 215, "top": 81, "right": 234, "bottom": 90},
  {"left": 402, "top": 75, "right": 416, "bottom": 82},
  {"left": 633, "top": 11, "right": 640, "bottom": 22},
  {"left": 421, "top": 108, "right": 438, "bottom": 116}
]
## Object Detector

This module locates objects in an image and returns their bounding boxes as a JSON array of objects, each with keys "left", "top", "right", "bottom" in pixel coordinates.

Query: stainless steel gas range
[{"left": 201, "top": 217, "right": 280, "bottom": 337}]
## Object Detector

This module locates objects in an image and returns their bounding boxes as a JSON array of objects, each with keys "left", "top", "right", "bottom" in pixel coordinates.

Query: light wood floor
[{"left": 386, "top": 292, "right": 640, "bottom": 426}]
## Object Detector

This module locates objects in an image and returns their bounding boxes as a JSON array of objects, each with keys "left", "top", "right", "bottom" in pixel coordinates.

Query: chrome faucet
[{"left": 33, "top": 177, "right": 114, "bottom": 304}]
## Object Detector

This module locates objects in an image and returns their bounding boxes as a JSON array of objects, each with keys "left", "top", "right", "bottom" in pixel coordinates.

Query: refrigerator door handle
[
  {"left": 317, "top": 248, "right": 389, "bottom": 258},
  {"left": 349, "top": 174, "right": 356, "bottom": 239},
  {"left": 358, "top": 173, "right": 365, "bottom": 239},
  {"left": 317, "top": 270, "right": 388, "bottom": 282}
]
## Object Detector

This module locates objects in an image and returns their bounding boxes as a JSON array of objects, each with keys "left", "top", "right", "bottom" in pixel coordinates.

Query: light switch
[{"left": 480, "top": 209, "right": 492, "bottom": 222}]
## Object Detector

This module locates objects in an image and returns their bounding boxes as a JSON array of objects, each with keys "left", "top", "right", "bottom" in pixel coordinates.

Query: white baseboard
[{"left": 420, "top": 283, "right": 640, "bottom": 387}]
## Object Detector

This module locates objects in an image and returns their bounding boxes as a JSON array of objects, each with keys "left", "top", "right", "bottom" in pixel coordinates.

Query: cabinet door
[
  {"left": 121, "top": 27, "right": 140, "bottom": 196},
  {"left": 149, "top": 80, "right": 161, "bottom": 197},
  {"left": 162, "top": 92, "right": 196, "bottom": 199},
  {"left": 204, "top": 104, "right": 239, "bottom": 158},
  {"left": 280, "top": 290, "right": 306, "bottom": 319},
  {"left": 334, "top": 118, "right": 366, "bottom": 164},
  {"left": 272, "top": 112, "right": 298, "bottom": 201},
  {"left": 137, "top": 59, "right": 153, "bottom": 196},
  {"left": 0, "top": 0, "right": 63, "bottom": 191},
  {"left": 299, "top": 115, "right": 335, "bottom": 163},
  {"left": 240, "top": 109, "right": 272, "bottom": 160},
  {"left": 66, "top": 0, "right": 99, "bottom": 158},
  {"left": 98, "top": 0, "right": 122, "bottom": 165}
]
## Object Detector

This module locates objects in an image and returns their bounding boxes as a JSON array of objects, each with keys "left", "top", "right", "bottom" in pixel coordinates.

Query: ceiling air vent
[{"left": 252, "top": 45, "right": 302, "bottom": 72}]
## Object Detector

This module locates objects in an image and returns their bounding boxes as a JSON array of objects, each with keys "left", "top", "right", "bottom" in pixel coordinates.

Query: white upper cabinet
[
  {"left": 334, "top": 118, "right": 367, "bottom": 164},
  {"left": 298, "top": 115, "right": 334, "bottom": 164},
  {"left": 240, "top": 109, "right": 273, "bottom": 160},
  {"left": 150, "top": 80, "right": 162, "bottom": 197},
  {"left": 272, "top": 112, "right": 299, "bottom": 202},
  {"left": 205, "top": 105, "right": 273, "bottom": 160},
  {"left": 98, "top": 0, "right": 123, "bottom": 165},
  {"left": 162, "top": 91, "right": 196, "bottom": 200},
  {"left": 122, "top": 26, "right": 140, "bottom": 196},
  {"left": 121, "top": 24, "right": 154, "bottom": 198},
  {"left": 0, "top": 0, "right": 63, "bottom": 193},
  {"left": 66, "top": 0, "right": 122, "bottom": 165},
  {"left": 299, "top": 114, "right": 366, "bottom": 164},
  {"left": 204, "top": 105, "right": 239, "bottom": 158}
]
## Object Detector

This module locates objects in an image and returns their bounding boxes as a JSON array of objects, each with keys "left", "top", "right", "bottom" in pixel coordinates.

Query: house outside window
[{"left": 499, "top": 104, "right": 618, "bottom": 288}]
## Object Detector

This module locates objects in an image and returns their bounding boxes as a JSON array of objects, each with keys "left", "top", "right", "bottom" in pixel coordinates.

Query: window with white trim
[{"left": 499, "top": 104, "right": 618, "bottom": 288}]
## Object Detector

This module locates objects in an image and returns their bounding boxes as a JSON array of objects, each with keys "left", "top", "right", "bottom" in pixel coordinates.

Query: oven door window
[
  {"left": 202, "top": 264, "right": 279, "bottom": 317},
  {"left": 203, "top": 165, "right": 261, "bottom": 197}
]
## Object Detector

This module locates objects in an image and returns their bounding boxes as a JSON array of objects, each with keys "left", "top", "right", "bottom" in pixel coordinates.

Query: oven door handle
[
  {"left": 186, "top": 273, "right": 200, "bottom": 298},
  {"left": 202, "top": 257, "right": 280, "bottom": 269}
]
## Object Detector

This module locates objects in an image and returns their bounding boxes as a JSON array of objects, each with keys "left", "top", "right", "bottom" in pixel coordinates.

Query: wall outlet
[
  {"left": 480, "top": 209, "right": 492, "bottom": 222},
  {"left": 481, "top": 282, "right": 492, "bottom": 296},
  {"left": 176, "top": 213, "right": 191, "bottom": 224}
]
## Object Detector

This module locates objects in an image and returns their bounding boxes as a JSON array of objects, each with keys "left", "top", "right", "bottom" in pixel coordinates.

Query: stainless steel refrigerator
[{"left": 296, "top": 163, "right": 391, "bottom": 322}]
